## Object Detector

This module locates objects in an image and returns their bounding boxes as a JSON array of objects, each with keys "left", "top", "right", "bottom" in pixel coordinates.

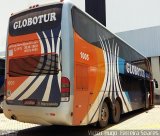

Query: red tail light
[{"left": 61, "top": 77, "right": 70, "bottom": 102}]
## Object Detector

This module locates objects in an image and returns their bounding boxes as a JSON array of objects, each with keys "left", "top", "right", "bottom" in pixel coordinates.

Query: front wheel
[
  {"left": 97, "top": 102, "right": 109, "bottom": 128},
  {"left": 110, "top": 100, "right": 121, "bottom": 124}
]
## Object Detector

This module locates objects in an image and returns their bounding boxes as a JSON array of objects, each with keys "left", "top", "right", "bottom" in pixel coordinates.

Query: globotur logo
[
  {"left": 13, "top": 12, "right": 57, "bottom": 30},
  {"left": 126, "top": 63, "right": 145, "bottom": 78}
]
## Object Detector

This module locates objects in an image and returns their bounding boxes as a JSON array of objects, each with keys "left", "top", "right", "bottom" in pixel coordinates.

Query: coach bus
[
  {"left": 0, "top": 58, "right": 5, "bottom": 103},
  {"left": 3, "top": 1, "right": 156, "bottom": 128}
]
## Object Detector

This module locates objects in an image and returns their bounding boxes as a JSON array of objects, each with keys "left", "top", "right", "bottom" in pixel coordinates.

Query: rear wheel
[
  {"left": 110, "top": 100, "right": 121, "bottom": 124},
  {"left": 146, "top": 96, "right": 150, "bottom": 109},
  {"left": 97, "top": 102, "right": 109, "bottom": 128},
  {"left": 0, "top": 95, "right": 3, "bottom": 102},
  {"left": 0, "top": 95, "right": 3, "bottom": 113}
]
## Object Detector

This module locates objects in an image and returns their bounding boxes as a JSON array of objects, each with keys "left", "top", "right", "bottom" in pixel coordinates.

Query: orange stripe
[{"left": 7, "top": 33, "right": 41, "bottom": 95}]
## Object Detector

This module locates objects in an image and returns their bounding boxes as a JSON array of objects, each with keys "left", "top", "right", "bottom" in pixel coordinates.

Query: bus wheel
[
  {"left": 146, "top": 95, "right": 150, "bottom": 109},
  {"left": 110, "top": 100, "right": 121, "bottom": 124},
  {"left": 97, "top": 102, "right": 109, "bottom": 128},
  {"left": 0, "top": 95, "right": 3, "bottom": 103}
]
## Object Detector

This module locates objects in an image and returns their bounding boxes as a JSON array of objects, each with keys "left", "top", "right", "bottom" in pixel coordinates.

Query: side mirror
[{"left": 154, "top": 79, "right": 158, "bottom": 88}]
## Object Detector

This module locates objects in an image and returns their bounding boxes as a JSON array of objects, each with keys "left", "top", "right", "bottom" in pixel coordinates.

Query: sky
[
  {"left": 106, "top": 0, "right": 160, "bottom": 33},
  {"left": 0, "top": 0, "right": 56, "bottom": 52},
  {"left": 1, "top": 0, "right": 160, "bottom": 52}
]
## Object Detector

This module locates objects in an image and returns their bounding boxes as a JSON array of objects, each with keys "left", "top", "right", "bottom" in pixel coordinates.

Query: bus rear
[{"left": 3, "top": 3, "right": 73, "bottom": 125}]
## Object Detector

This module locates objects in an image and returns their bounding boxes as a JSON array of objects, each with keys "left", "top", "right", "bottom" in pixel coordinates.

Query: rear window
[{"left": 9, "top": 53, "right": 59, "bottom": 77}]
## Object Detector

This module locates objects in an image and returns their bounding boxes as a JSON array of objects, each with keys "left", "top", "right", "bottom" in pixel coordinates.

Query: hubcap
[{"left": 101, "top": 107, "right": 108, "bottom": 121}]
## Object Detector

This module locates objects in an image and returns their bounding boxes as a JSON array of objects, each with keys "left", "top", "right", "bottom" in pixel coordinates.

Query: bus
[
  {"left": 3, "top": 1, "right": 156, "bottom": 128},
  {"left": 0, "top": 58, "right": 5, "bottom": 105}
]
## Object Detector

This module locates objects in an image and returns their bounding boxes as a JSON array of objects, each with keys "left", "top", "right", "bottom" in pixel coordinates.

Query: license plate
[{"left": 23, "top": 99, "right": 36, "bottom": 106}]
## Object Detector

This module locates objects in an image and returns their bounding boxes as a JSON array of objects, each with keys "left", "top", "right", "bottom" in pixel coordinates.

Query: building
[{"left": 116, "top": 26, "right": 160, "bottom": 104}]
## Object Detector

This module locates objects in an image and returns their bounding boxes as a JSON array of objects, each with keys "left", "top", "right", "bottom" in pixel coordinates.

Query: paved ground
[
  {"left": 107, "top": 105, "right": 160, "bottom": 130},
  {"left": 0, "top": 106, "right": 160, "bottom": 136}
]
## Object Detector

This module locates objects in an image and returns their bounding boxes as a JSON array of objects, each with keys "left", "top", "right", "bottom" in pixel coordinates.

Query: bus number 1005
[{"left": 80, "top": 52, "right": 89, "bottom": 61}]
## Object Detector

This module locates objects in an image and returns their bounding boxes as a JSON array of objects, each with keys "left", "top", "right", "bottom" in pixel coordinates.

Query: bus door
[{"left": 73, "top": 63, "right": 90, "bottom": 125}]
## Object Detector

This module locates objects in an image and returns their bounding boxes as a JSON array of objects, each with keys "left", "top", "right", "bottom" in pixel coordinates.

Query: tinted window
[
  {"left": 72, "top": 7, "right": 113, "bottom": 49},
  {"left": 9, "top": 54, "right": 59, "bottom": 77},
  {"left": 72, "top": 7, "right": 98, "bottom": 47},
  {"left": 72, "top": 7, "right": 149, "bottom": 72}
]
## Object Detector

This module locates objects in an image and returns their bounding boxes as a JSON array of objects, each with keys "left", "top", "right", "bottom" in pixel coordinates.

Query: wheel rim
[{"left": 101, "top": 106, "right": 108, "bottom": 121}]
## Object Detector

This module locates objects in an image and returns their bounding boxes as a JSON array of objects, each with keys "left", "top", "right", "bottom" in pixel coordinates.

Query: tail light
[{"left": 61, "top": 77, "right": 70, "bottom": 102}]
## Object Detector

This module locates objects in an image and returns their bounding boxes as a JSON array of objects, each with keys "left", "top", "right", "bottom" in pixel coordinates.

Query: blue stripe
[
  {"left": 118, "top": 57, "right": 125, "bottom": 74},
  {"left": 124, "top": 91, "right": 131, "bottom": 102},
  {"left": 28, "top": 75, "right": 50, "bottom": 100},
  {"left": 15, "top": 76, "right": 41, "bottom": 100},
  {"left": 52, "top": 26, "right": 61, "bottom": 50},
  {"left": 44, "top": 30, "right": 53, "bottom": 51},
  {"left": 37, "top": 32, "right": 47, "bottom": 53},
  {"left": 49, "top": 76, "right": 61, "bottom": 104}
]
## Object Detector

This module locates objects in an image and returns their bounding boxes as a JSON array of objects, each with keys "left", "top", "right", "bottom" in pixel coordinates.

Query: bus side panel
[{"left": 73, "top": 32, "right": 105, "bottom": 125}]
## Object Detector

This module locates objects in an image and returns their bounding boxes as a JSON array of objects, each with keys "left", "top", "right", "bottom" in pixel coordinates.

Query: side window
[
  {"left": 72, "top": 7, "right": 100, "bottom": 48},
  {"left": 120, "top": 75, "right": 131, "bottom": 91},
  {"left": 76, "top": 64, "right": 88, "bottom": 90},
  {"left": 72, "top": 7, "right": 116, "bottom": 49}
]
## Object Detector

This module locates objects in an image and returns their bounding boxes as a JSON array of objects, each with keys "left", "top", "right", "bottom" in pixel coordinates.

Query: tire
[
  {"left": 0, "top": 95, "right": 3, "bottom": 102},
  {"left": 0, "top": 95, "right": 3, "bottom": 113},
  {"left": 97, "top": 102, "right": 109, "bottom": 128},
  {"left": 145, "top": 94, "right": 150, "bottom": 109},
  {"left": 146, "top": 97, "right": 149, "bottom": 109},
  {"left": 110, "top": 100, "right": 121, "bottom": 124},
  {"left": 0, "top": 107, "right": 2, "bottom": 113}
]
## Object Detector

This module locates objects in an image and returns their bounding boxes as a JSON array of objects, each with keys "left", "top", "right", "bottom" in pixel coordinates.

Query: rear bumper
[{"left": 3, "top": 99, "right": 73, "bottom": 126}]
